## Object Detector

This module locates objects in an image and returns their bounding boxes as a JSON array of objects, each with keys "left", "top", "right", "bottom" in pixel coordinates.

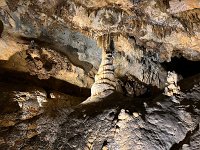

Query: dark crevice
[
  {"left": 112, "top": 108, "right": 121, "bottom": 122},
  {"left": 101, "top": 140, "right": 108, "bottom": 149},
  {"left": 178, "top": 73, "right": 200, "bottom": 92},
  {"left": 0, "top": 68, "right": 90, "bottom": 98},
  {"left": 119, "top": 75, "right": 161, "bottom": 99},
  {"left": 43, "top": 61, "right": 54, "bottom": 71},
  {"left": 0, "top": 19, "right": 4, "bottom": 38},
  {"left": 161, "top": 57, "right": 200, "bottom": 78},
  {"left": 170, "top": 124, "right": 199, "bottom": 150}
]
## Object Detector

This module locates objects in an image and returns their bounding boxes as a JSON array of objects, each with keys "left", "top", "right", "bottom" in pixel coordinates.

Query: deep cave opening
[{"left": 161, "top": 57, "right": 200, "bottom": 78}]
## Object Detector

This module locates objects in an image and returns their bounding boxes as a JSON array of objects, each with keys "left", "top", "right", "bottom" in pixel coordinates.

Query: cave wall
[
  {"left": 0, "top": 0, "right": 200, "bottom": 149},
  {"left": 0, "top": 0, "right": 200, "bottom": 91}
]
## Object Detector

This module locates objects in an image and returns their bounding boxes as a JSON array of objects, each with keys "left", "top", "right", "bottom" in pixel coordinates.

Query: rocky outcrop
[
  {"left": 0, "top": 0, "right": 200, "bottom": 149},
  {"left": 0, "top": 74, "right": 200, "bottom": 149},
  {"left": 1, "top": 0, "right": 199, "bottom": 91}
]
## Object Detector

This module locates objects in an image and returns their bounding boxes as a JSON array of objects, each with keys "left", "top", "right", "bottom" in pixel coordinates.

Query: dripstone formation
[{"left": 0, "top": 0, "right": 200, "bottom": 149}]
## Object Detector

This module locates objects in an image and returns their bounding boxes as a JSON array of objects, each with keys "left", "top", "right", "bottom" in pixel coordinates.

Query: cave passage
[{"left": 161, "top": 57, "right": 200, "bottom": 78}]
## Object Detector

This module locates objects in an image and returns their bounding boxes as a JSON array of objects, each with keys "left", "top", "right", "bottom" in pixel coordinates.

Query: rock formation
[
  {"left": 91, "top": 34, "right": 116, "bottom": 98},
  {"left": 0, "top": 0, "right": 200, "bottom": 149}
]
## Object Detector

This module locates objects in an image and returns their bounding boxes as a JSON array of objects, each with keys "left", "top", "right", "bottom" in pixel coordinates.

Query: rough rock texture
[
  {"left": 0, "top": 0, "right": 200, "bottom": 149},
  {"left": 0, "top": 0, "right": 199, "bottom": 90},
  {"left": 0, "top": 75, "right": 200, "bottom": 149},
  {"left": 91, "top": 34, "right": 116, "bottom": 98}
]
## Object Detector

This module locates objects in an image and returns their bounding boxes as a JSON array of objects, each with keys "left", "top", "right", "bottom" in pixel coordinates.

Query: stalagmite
[{"left": 91, "top": 34, "right": 116, "bottom": 98}]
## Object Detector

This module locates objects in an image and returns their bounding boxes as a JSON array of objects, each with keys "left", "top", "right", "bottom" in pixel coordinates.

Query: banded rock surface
[{"left": 91, "top": 35, "right": 116, "bottom": 97}]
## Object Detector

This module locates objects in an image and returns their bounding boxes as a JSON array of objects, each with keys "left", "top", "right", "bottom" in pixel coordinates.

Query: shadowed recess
[
  {"left": 0, "top": 67, "right": 90, "bottom": 98},
  {"left": 161, "top": 57, "right": 200, "bottom": 78},
  {"left": 0, "top": 19, "right": 3, "bottom": 37}
]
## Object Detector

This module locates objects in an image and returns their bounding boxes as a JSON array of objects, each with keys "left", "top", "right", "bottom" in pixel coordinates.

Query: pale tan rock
[
  {"left": 168, "top": 0, "right": 200, "bottom": 14},
  {"left": 0, "top": 0, "right": 6, "bottom": 7},
  {"left": 133, "top": 112, "right": 139, "bottom": 118},
  {"left": 164, "top": 71, "right": 180, "bottom": 96},
  {"left": 118, "top": 109, "right": 129, "bottom": 120},
  {"left": 91, "top": 35, "right": 116, "bottom": 97}
]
